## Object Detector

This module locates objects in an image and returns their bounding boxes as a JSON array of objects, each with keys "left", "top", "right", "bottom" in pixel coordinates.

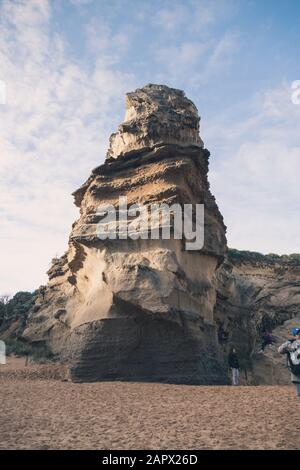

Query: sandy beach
[{"left": 0, "top": 357, "right": 299, "bottom": 450}]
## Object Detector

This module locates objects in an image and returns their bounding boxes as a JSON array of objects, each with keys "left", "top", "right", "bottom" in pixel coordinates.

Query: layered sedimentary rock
[
  {"left": 22, "top": 84, "right": 228, "bottom": 384},
  {"left": 214, "top": 250, "right": 300, "bottom": 384},
  {"left": 107, "top": 84, "right": 203, "bottom": 158},
  {"left": 19, "top": 84, "right": 300, "bottom": 385}
]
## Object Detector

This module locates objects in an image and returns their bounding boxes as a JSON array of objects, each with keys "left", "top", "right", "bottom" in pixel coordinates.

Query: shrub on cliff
[
  {"left": 0, "top": 291, "right": 35, "bottom": 323},
  {"left": 0, "top": 291, "right": 36, "bottom": 340}
]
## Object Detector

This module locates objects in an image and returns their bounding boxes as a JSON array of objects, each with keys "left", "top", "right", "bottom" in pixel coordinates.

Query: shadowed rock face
[
  {"left": 214, "top": 251, "right": 300, "bottom": 384},
  {"left": 22, "top": 84, "right": 228, "bottom": 384}
]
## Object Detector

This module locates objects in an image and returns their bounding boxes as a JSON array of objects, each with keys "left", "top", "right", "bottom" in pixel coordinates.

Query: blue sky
[{"left": 0, "top": 0, "right": 300, "bottom": 293}]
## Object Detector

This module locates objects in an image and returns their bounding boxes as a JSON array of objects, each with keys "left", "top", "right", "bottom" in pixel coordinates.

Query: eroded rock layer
[
  {"left": 214, "top": 251, "right": 300, "bottom": 384},
  {"left": 19, "top": 84, "right": 300, "bottom": 384},
  {"left": 107, "top": 84, "right": 204, "bottom": 159},
  {"left": 22, "top": 84, "right": 228, "bottom": 384}
]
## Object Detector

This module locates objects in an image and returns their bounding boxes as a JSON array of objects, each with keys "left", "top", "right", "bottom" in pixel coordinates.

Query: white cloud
[
  {"left": 0, "top": 0, "right": 135, "bottom": 294},
  {"left": 153, "top": 0, "right": 237, "bottom": 32},
  {"left": 0, "top": 0, "right": 299, "bottom": 295},
  {"left": 69, "top": 0, "right": 94, "bottom": 5},
  {"left": 85, "top": 19, "right": 131, "bottom": 58},
  {"left": 153, "top": 5, "right": 190, "bottom": 31},
  {"left": 153, "top": 33, "right": 238, "bottom": 87},
  {"left": 208, "top": 84, "right": 300, "bottom": 254},
  {"left": 204, "top": 32, "right": 238, "bottom": 78},
  {"left": 155, "top": 41, "right": 208, "bottom": 72}
]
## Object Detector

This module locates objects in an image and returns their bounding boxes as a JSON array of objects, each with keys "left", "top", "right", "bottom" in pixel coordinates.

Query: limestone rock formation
[
  {"left": 22, "top": 84, "right": 228, "bottom": 384},
  {"left": 3, "top": 83, "right": 299, "bottom": 386},
  {"left": 107, "top": 84, "right": 203, "bottom": 159},
  {"left": 17, "top": 84, "right": 300, "bottom": 385}
]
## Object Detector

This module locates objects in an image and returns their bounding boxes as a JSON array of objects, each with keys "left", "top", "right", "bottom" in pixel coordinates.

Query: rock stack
[{"left": 23, "top": 84, "right": 228, "bottom": 384}]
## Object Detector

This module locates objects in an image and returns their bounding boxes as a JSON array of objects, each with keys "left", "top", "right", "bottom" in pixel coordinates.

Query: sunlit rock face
[
  {"left": 14, "top": 86, "right": 300, "bottom": 385},
  {"left": 107, "top": 84, "right": 204, "bottom": 159},
  {"left": 22, "top": 84, "right": 228, "bottom": 384}
]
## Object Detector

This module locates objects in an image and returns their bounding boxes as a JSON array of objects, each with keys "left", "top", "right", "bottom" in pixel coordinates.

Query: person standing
[
  {"left": 278, "top": 328, "right": 300, "bottom": 397},
  {"left": 228, "top": 347, "right": 240, "bottom": 386}
]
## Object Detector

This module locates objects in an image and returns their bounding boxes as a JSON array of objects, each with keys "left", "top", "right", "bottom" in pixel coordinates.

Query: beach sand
[{"left": 1, "top": 357, "right": 299, "bottom": 450}]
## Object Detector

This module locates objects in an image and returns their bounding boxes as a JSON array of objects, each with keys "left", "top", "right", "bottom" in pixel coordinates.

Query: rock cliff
[
  {"left": 22, "top": 84, "right": 228, "bottom": 384},
  {"left": 5, "top": 84, "right": 299, "bottom": 385},
  {"left": 214, "top": 250, "right": 300, "bottom": 384}
]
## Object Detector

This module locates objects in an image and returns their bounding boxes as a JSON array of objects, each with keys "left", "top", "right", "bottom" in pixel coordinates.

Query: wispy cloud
[
  {"left": 208, "top": 84, "right": 300, "bottom": 254},
  {"left": 0, "top": 0, "right": 299, "bottom": 294},
  {"left": 151, "top": 0, "right": 239, "bottom": 87},
  {"left": 153, "top": 0, "right": 237, "bottom": 32},
  {"left": 0, "top": 0, "right": 135, "bottom": 293}
]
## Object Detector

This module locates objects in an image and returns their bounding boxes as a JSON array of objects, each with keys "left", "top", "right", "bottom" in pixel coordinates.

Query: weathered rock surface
[
  {"left": 107, "top": 84, "right": 203, "bottom": 159},
  {"left": 214, "top": 250, "right": 300, "bottom": 384},
  {"left": 13, "top": 84, "right": 300, "bottom": 385},
  {"left": 22, "top": 84, "right": 228, "bottom": 384}
]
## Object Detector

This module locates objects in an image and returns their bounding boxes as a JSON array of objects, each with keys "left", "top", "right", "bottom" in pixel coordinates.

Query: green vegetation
[
  {"left": 228, "top": 248, "right": 300, "bottom": 265},
  {"left": 0, "top": 291, "right": 35, "bottom": 325},
  {"left": 0, "top": 290, "right": 55, "bottom": 362},
  {"left": 5, "top": 339, "right": 54, "bottom": 361}
]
